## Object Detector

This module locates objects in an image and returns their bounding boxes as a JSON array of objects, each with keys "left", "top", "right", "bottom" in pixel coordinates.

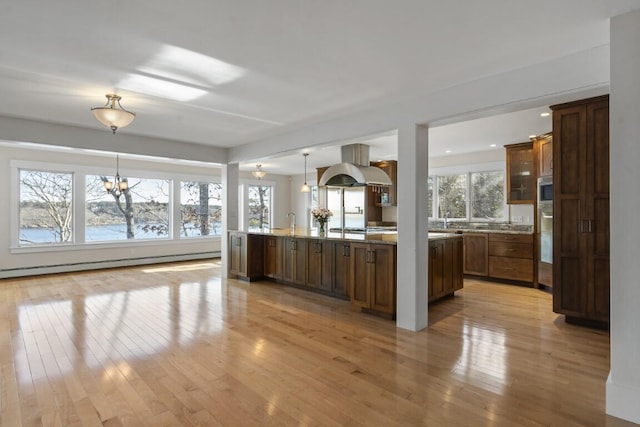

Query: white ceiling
[{"left": 1, "top": 1, "right": 637, "bottom": 173}]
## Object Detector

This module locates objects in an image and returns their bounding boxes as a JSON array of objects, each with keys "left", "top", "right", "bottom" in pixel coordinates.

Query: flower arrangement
[{"left": 311, "top": 207, "right": 333, "bottom": 232}]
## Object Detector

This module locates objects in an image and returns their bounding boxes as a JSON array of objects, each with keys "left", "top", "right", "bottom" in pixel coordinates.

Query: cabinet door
[
  {"left": 451, "top": 238, "right": 464, "bottom": 291},
  {"left": 283, "top": 238, "right": 305, "bottom": 285},
  {"left": 306, "top": 239, "right": 322, "bottom": 289},
  {"left": 552, "top": 105, "right": 588, "bottom": 317},
  {"left": 319, "top": 240, "right": 333, "bottom": 292},
  {"left": 264, "top": 236, "right": 282, "bottom": 279},
  {"left": 430, "top": 240, "right": 445, "bottom": 298},
  {"left": 333, "top": 242, "right": 350, "bottom": 298},
  {"left": 586, "top": 99, "right": 610, "bottom": 322},
  {"left": 350, "top": 242, "right": 370, "bottom": 308},
  {"left": 463, "top": 233, "right": 488, "bottom": 276},
  {"left": 229, "top": 232, "right": 247, "bottom": 277},
  {"left": 538, "top": 136, "right": 553, "bottom": 177},
  {"left": 369, "top": 244, "right": 396, "bottom": 314},
  {"left": 506, "top": 142, "right": 535, "bottom": 204},
  {"left": 306, "top": 239, "right": 330, "bottom": 290}
]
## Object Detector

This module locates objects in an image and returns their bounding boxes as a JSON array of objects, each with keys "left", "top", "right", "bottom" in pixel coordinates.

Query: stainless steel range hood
[{"left": 319, "top": 144, "right": 392, "bottom": 187}]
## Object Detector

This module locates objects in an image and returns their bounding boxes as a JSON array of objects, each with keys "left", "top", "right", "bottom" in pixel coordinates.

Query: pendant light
[
  {"left": 301, "top": 153, "right": 310, "bottom": 193},
  {"left": 104, "top": 154, "right": 128, "bottom": 195}
]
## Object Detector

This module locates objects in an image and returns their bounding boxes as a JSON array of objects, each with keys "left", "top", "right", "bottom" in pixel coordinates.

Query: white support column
[
  {"left": 221, "top": 163, "right": 239, "bottom": 279},
  {"left": 396, "top": 123, "right": 429, "bottom": 331},
  {"left": 607, "top": 8, "right": 640, "bottom": 424}
]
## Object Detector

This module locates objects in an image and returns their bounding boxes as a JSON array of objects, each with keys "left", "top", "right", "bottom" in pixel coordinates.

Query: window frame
[
  {"left": 240, "top": 178, "right": 276, "bottom": 232},
  {"left": 428, "top": 161, "right": 507, "bottom": 222},
  {"left": 10, "top": 159, "right": 223, "bottom": 254}
]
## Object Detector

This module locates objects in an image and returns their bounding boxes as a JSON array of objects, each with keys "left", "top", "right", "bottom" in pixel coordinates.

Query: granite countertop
[
  {"left": 237, "top": 228, "right": 462, "bottom": 245},
  {"left": 428, "top": 228, "right": 533, "bottom": 235}
]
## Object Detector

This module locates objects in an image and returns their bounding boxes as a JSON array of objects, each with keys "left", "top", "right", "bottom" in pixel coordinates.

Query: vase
[{"left": 319, "top": 221, "right": 326, "bottom": 234}]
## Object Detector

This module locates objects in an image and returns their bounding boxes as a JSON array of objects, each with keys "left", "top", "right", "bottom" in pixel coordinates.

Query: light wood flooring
[{"left": 0, "top": 260, "right": 635, "bottom": 426}]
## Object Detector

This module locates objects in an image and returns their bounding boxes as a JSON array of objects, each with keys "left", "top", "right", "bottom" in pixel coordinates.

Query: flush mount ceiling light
[
  {"left": 91, "top": 94, "right": 136, "bottom": 135},
  {"left": 251, "top": 164, "right": 266, "bottom": 180},
  {"left": 301, "top": 153, "right": 310, "bottom": 193}
]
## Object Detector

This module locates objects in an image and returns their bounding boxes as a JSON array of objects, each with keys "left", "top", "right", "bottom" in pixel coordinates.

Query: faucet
[
  {"left": 443, "top": 211, "right": 449, "bottom": 229},
  {"left": 287, "top": 212, "right": 296, "bottom": 230}
]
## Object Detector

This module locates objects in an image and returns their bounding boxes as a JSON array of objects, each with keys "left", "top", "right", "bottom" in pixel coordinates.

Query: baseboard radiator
[{"left": 0, "top": 251, "right": 221, "bottom": 279}]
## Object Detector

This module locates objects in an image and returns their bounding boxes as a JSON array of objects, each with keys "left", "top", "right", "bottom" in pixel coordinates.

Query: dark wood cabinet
[
  {"left": 551, "top": 95, "right": 610, "bottom": 327},
  {"left": 462, "top": 233, "right": 489, "bottom": 276},
  {"left": 332, "top": 241, "right": 351, "bottom": 299},
  {"left": 506, "top": 142, "right": 535, "bottom": 204},
  {"left": 264, "top": 235, "right": 282, "bottom": 280},
  {"left": 350, "top": 242, "right": 396, "bottom": 316},
  {"left": 306, "top": 239, "right": 333, "bottom": 292},
  {"left": 371, "top": 160, "right": 397, "bottom": 206},
  {"left": 488, "top": 233, "right": 534, "bottom": 282},
  {"left": 283, "top": 237, "right": 306, "bottom": 286},
  {"left": 228, "top": 232, "right": 263, "bottom": 281},
  {"left": 429, "top": 237, "right": 463, "bottom": 302},
  {"left": 536, "top": 134, "right": 553, "bottom": 177}
]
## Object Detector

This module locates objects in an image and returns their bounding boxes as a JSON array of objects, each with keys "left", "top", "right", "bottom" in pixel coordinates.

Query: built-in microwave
[{"left": 538, "top": 176, "right": 553, "bottom": 204}]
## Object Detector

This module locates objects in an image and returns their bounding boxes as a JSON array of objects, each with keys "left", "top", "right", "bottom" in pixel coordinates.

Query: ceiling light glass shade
[
  {"left": 251, "top": 165, "right": 266, "bottom": 180},
  {"left": 91, "top": 94, "right": 136, "bottom": 134},
  {"left": 301, "top": 182, "right": 310, "bottom": 193}
]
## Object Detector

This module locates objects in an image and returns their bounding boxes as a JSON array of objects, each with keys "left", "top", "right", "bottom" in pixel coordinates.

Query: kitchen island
[{"left": 228, "top": 228, "right": 463, "bottom": 318}]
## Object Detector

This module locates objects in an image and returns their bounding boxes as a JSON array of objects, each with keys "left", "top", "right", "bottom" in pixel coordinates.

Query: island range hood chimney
[{"left": 319, "top": 143, "right": 392, "bottom": 187}]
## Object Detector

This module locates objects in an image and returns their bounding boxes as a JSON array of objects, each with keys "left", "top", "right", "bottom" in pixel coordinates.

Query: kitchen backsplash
[{"left": 428, "top": 220, "right": 533, "bottom": 232}]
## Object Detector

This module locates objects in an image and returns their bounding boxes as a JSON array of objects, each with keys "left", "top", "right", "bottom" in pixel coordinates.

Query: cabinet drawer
[
  {"left": 489, "top": 257, "right": 533, "bottom": 282},
  {"left": 489, "top": 242, "right": 533, "bottom": 259},
  {"left": 488, "top": 233, "right": 532, "bottom": 244}
]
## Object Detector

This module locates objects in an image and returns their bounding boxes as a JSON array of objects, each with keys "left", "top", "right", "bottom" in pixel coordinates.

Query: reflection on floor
[{"left": 0, "top": 262, "right": 633, "bottom": 426}]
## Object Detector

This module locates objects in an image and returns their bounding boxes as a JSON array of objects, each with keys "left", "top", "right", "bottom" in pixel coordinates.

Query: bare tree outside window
[
  {"left": 248, "top": 185, "right": 271, "bottom": 230},
  {"left": 85, "top": 175, "right": 170, "bottom": 241},
  {"left": 180, "top": 182, "right": 223, "bottom": 237},
  {"left": 19, "top": 170, "right": 73, "bottom": 245}
]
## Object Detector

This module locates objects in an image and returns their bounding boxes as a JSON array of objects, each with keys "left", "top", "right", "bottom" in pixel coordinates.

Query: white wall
[
  {"left": 607, "top": 8, "right": 640, "bottom": 424},
  {"left": 288, "top": 173, "right": 316, "bottom": 228}
]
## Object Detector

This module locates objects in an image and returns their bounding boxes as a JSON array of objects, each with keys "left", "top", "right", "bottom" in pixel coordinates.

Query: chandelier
[
  {"left": 91, "top": 94, "right": 136, "bottom": 134},
  {"left": 104, "top": 154, "right": 128, "bottom": 195}
]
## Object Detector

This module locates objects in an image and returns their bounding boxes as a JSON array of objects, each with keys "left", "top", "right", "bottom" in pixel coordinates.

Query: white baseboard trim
[
  {"left": 0, "top": 252, "right": 221, "bottom": 279},
  {"left": 606, "top": 372, "right": 640, "bottom": 424}
]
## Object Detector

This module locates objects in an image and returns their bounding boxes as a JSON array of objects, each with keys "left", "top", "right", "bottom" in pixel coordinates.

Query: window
[
  {"left": 471, "top": 171, "right": 505, "bottom": 219},
  {"left": 429, "top": 170, "right": 506, "bottom": 221},
  {"left": 180, "top": 181, "right": 222, "bottom": 237},
  {"left": 427, "top": 176, "right": 433, "bottom": 218},
  {"left": 309, "top": 185, "right": 319, "bottom": 227},
  {"left": 19, "top": 169, "right": 73, "bottom": 246},
  {"left": 438, "top": 174, "right": 467, "bottom": 219},
  {"left": 247, "top": 184, "right": 271, "bottom": 231},
  {"left": 85, "top": 175, "right": 170, "bottom": 241}
]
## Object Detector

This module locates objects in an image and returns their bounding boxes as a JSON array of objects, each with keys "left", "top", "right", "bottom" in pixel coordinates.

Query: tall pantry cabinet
[{"left": 551, "top": 95, "right": 609, "bottom": 328}]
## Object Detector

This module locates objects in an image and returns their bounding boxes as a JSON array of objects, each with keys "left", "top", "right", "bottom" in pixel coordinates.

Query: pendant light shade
[
  {"left": 91, "top": 94, "right": 136, "bottom": 134},
  {"left": 252, "top": 164, "right": 267, "bottom": 180},
  {"left": 301, "top": 153, "right": 310, "bottom": 193}
]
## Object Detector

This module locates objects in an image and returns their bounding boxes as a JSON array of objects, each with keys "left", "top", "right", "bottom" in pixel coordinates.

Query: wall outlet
[{"left": 512, "top": 215, "right": 523, "bottom": 223}]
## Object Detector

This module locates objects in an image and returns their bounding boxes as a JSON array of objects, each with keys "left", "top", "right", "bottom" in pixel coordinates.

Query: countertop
[
  {"left": 234, "top": 228, "right": 463, "bottom": 245},
  {"left": 428, "top": 228, "right": 533, "bottom": 235}
]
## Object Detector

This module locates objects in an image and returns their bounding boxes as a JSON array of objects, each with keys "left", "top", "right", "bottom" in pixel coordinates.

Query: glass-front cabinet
[{"left": 505, "top": 142, "right": 534, "bottom": 204}]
